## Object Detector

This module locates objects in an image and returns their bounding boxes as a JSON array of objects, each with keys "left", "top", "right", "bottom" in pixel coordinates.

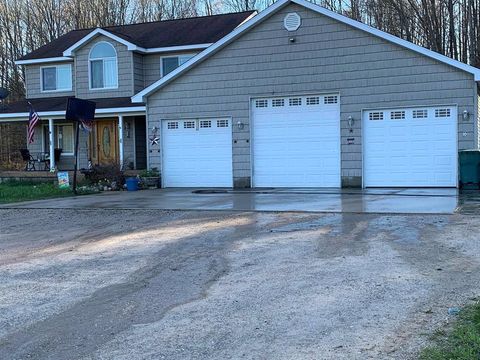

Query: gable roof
[
  {"left": 132, "top": 0, "right": 480, "bottom": 103},
  {"left": 16, "top": 11, "right": 256, "bottom": 63}
]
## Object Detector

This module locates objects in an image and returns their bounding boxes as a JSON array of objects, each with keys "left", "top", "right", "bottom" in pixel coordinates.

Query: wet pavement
[{"left": 2, "top": 187, "right": 479, "bottom": 214}]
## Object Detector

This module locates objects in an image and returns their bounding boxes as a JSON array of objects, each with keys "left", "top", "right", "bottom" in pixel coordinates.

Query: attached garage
[
  {"left": 251, "top": 94, "right": 340, "bottom": 187},
  {"left": 363, "top": 106, "right": 458, "bottom": 187},
  {"left": 161, "top": 119, "right": 233, "bottom": 187}
]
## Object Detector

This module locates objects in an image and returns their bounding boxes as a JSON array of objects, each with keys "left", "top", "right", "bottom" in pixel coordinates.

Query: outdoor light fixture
[
  {"left": 347, "top": 116, "right": 354, "bottom": 132},
  {"left": 237, "top": 121, "right": 245, "bottom": 130},
  {"left": 463, "top": 109, "right": 470, "bottom": 121}
]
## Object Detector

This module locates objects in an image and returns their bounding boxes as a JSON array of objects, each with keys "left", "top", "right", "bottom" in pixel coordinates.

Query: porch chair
[{"left": 20, "top": 149, "right": 36, "bottom": 171}]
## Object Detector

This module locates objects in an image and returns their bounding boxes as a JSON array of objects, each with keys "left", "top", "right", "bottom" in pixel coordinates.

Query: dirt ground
[{"left": 0, "top": 208, "right": 479, "bottom": 360}]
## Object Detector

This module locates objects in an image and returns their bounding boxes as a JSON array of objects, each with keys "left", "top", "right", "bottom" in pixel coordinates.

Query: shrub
[{"left": 84, "top": 163, "right": 125, "bottom": 188}]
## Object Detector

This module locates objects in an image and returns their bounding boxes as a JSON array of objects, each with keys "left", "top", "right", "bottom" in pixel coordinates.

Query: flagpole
[{"left": 72, "top": 121, "right": 80, "bottom": 195}]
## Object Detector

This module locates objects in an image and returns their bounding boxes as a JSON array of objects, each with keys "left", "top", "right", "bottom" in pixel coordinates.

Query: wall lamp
[
  {"left": 237, "top": 121, "right": 245, "bottom": 130},
  {"left": 463, "top": 109, "right": 470, "bottom": 121},
  {"left": 347, "top": 116, "right": 354, "bottom": 132}
]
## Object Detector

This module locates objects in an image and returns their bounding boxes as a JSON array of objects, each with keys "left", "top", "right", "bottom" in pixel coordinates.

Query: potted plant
[{"left": 139, "top": 168, "right": 161, "bottom": 188}]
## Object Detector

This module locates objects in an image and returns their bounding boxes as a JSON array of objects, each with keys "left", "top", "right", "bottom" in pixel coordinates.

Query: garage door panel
[
  {"left": 253, "top": 95, "right": 340, "bottom": 188},
  {"left": 364, "top": 106, "right": 457, "bottom": 187},
  {"left": 162, "top": 119, "right": 233, "bottom": 187}
]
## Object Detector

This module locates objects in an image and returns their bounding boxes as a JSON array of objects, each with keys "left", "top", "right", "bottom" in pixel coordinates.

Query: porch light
[
  {"left": 237, "top": 121, "right": 245, "bottom": 130},
  {"left": 463, "top": 110, "right": 470, "bottom": 121},
  {"left": 347, "top": 116, "right": 354, "bottom": 131}
]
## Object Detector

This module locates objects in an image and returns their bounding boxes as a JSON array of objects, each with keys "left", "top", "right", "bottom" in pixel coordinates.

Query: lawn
[
  {"left": 420, "top": 301, "right": 480, "bottom": 360},
  {"left": 0, "top": 181, "right": 74, "bottom": 204}
]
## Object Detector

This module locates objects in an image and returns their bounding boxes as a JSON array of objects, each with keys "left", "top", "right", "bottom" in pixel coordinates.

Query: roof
[
  {"left": 132, "top": 0, "right": 480, "bottom": 102},
  {"left": 17, "top": 11, "right": 255, "bottom": 62},
  {"left": 0, "top": 97, "right": 144, "bottom": 119}
]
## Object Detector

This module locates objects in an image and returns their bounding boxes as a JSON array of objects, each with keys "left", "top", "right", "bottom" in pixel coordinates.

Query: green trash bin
[{"left": 459, "top": 149, "right": 480, "bottom": 189}]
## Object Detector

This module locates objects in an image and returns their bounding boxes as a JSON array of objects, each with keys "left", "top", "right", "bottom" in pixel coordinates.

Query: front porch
[{"left": 0, "top": 97, "right": 147, "bottom": 173}]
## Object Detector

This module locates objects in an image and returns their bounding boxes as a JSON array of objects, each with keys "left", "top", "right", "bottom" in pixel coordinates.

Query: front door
[{"left": 90, "top": 119, "right": 118, "bottom": 165}]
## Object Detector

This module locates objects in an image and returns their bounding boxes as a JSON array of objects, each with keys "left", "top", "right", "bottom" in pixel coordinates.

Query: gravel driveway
[{"left": 0, "top": 209, "right": 479, "bottom": 359}]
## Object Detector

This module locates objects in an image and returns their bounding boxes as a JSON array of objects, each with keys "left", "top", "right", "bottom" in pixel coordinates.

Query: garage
[
  {"left": 161, "top": 118, "right": 233, "bottom": 187},
  {"left": 251, "top": 94, "right": 341, "bottom": 188},
  {"left": 363, "top": 106, "right": 458, "bottom": 187}
]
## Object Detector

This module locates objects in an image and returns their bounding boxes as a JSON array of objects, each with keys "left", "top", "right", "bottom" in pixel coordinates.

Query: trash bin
[
  {"left": 459, "top": 150, "right": 480, "bottom": 189},
  {"left": 126, "top": 177, "right": 139, "bottom": 191}
]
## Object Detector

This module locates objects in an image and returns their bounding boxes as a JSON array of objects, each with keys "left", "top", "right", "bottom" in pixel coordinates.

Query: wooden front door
[{"left": 90, "top": 119, "right": 118, "bottom": 165}]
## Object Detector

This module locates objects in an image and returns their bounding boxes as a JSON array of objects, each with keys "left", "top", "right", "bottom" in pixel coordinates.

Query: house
[
  {"left": 0, "top": 11, "right": 256, "bottom": 172},
  {"left": 2, "top": 0, "right": 480, "bottom": 189}
]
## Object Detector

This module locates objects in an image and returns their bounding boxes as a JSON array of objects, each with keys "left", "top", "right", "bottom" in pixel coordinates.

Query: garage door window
[
  {"left": 306, "top": 96, "right": 320, "bottom": 105},
  {"left": 324, "top": 95, "right": 338, "bottom": 104},
  {"left": 184, "top": 121, "right": 195, "bottom": 129},
  {"left": 390, "top": 111, "right": 405, "bottom": 120},
  {"left": 217, "top": 120, "right": 229, "bottom": 127},
  {"left": 272, "top": 99, "right": 285, "bottom": 107},
  {"left": 167, "top": 121, "right": 178, "bottom": 129},
  {"left": 255, "top": 99, "right": 268, "bottom": 108},
  {"left": 200, "top": 120, "right": 212, "bottom": 128},
  {"left": 369, "top": 112, "right": 384, "bottom": 121},
  {"left": 435, "top": 108, "right": 451, "bottom": 117},
  {"left": 413, "top": 109, "right": 428, "bottom": 118},
  {"left": 289, "top": 98, "right": 302, "bottom": 106}
]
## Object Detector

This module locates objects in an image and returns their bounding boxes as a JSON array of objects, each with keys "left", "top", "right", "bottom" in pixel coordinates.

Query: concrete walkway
[{"left": 1, "top": 187, "right": 475, "bottom": 214}]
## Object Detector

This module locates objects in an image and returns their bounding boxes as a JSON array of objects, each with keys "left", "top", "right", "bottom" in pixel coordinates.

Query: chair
[{"left": 20, "top": 149, "right": 36, "bottom": 171}]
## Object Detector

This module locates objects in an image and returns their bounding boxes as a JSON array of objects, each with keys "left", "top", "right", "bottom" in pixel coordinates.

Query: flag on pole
[{"left": 27, "top": 103, "right": 40, "bottom": 144}]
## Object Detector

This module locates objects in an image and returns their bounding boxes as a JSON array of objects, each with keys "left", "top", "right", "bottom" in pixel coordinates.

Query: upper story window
[
  {"left": 41, "top": 64, "right": 72, "bottom": 92},
  {"left": 89, "top": 42, "right": 118, "bottom": 90},
  {"left": 161, "top": 54, "right": 195, "bottom": 77}
]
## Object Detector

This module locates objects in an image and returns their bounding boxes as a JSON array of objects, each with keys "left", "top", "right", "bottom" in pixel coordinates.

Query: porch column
[
  {"left": 48, "top": 118, "right": 55, "bottom": 171},
  {"left": 118, "top": 115, "right": 124, "bottom": 169}
]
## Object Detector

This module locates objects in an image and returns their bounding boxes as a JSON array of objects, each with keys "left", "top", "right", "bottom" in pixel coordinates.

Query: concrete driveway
[
  {"left": 1, "top": 187, "right": 476, "bottom": 214},
  {"left": 1, "top": 205, "right": 480, "bottom": 359}
]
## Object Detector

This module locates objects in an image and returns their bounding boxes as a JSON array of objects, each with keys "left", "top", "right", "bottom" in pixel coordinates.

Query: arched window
[{"left": 89, "top": 42, "right": 118, "bottom": 89}]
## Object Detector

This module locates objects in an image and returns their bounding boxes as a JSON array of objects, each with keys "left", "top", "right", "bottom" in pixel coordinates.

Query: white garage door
[
  {"left": 162, "top": 119, "right": 233, "bottom": 187},
  {"left": 252, "top": 95, "right": 341, "bottom": 187},
  {"left": 363, "top": 106, "right": 457, "bottom": 187}
]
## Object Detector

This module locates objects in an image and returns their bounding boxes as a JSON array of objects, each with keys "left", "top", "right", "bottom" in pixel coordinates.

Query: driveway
[
  {"left": 2, "top": 187, "right": 477, "bottom": 214},
  {"left": 1, "top": 206, "right": 479, "bottom": 359}
]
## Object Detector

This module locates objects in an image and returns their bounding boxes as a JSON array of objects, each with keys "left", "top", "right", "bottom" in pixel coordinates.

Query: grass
[
  {"left": 0, "top": 180, "right": 74, "bottom": 204},
  {"left": 420, "top": 302, "right": 480, "bottom": 360}
]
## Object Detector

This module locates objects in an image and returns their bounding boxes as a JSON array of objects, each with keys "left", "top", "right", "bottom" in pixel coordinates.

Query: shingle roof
[
  {"left": 0, "top": 97, "right": 142, "bottom": 115},
  {"left": 18, "top": 11, "right": 255, "bottom": 61}
]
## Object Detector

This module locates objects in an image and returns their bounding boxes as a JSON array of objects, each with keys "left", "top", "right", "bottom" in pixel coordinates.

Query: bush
[
  {"left": 139, "top": 168, "right": 159, "bottom": 177},
  {"left": 84, "top": 163, "right": 125, "bottom": 189}
]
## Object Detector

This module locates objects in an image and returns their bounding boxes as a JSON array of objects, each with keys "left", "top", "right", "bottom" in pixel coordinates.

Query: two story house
[{"left": 0, "top": 11, "right": 255, "bottom": 171}]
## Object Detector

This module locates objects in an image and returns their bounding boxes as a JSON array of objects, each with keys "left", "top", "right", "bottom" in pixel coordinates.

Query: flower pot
[{"left": 142, "top": 176, "right": 160, "bottom": 188}]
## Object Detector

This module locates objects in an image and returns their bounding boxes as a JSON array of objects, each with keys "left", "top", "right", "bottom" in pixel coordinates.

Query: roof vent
[{"left": 284, "top": 12, "right": 301, "bottom": 31}]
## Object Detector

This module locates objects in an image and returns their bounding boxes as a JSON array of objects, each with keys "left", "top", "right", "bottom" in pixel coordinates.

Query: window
[
  {"left": 161, "top": 54, "right": 195, "bottom": 77},
  {"left": 272, "top": 99, "right": 285, "bottom": 107},
  {"left": 435, "top": 108, "right": 451, "bottom": 118},
  {"left": 217, "top": 119, "right": 229, "bottom": 128},
  {"left": 289, "top": 98, "right": 302, "bottom": 106},
  {"left": 306, "top": 97, "right": 320, "bottom": 105},
  {"left": 167, "top": 122, "right": 178, "bottom": 129},
  {"left": 43, "top": 124, "right": 74, "bottom": 155},
  {"left": 369, "top": 112, "right": 384, "bottom": 121},
  {"left": 41, "top": 65, "right": 72, "bottom": 92},
  {"left": 200, "top": 120, "right": 212, "bottom": 128},
  {"left": 413, "top": 109, "right": 428, "bottom": 119},
  {"left": 89, "top": 42, "right": 118, "bottom": 89},
  {"left": 324, "top": 96, "right": 338, "bottom": 104},
  {"left": 255, "top": 99, "right": 268, "bottom": 108},
  {"left": 184, "top": 121, "right": 195, "bottom": 129},
  {"left": 390, "top": 111, "right": 405, "bottom": 120}
]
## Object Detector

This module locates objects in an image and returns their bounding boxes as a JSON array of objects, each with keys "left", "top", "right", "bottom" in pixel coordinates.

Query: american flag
[{"left": 27, "top": 103, "right": 40, "bottom": 144}]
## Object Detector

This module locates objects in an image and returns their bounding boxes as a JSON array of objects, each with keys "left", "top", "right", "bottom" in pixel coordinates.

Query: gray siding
[
  {"left": 25, "top": 62, "right": 75, "bottom": 99},
  {"left": 133, "top": 53, "right": 144, "bottom": 93},
  {"left": 142, "top": 51, "right": 200, "bottom": 87},
  {"left": 122, "top": 116, "right": 136, "bottom": 169},
  {"left": 147, "top": 3, "right": 477, "bottom": 187},
  {"left": 75, "top": 35, "right": 133, "bottom": 99}
]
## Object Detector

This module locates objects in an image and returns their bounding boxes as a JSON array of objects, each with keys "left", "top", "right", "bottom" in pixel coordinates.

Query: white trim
[
  {"left": 132, "top": 0, "right": 480, "bottom": 103},
  {"left": 40, "top": 64, "right": 73, "bottom": 93},
  {"left": 63, "top": 28, "right": 138, "bottom": 57},
  {"left": 139, "top": 44, "right": 212, "bottom": 54},
  {"left": 0, "top": 106, "right": 146, "bottom": 120},
  {"left": 160, "top": 53, "right": 197, "bottom": 77},
  {"left": 15, "top": 57, "right": 72, "bottom": 65},
  {"left": 118, "top": 115, "right": 124, "bottom": 169},
  {"left": 88, "top": 41, "right": 119, "bottom": 90}
]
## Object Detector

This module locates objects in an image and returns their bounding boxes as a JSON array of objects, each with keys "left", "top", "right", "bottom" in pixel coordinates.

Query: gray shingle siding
[
  {"left": 132, "top": 53, "right": 144, "bottom": 93},
  {"left": 75, "top": 35, "right": 133, "bottom": 99},
  {"left": 146, "top": 3, "right": 477, "bottom": 187},
  {"left": 25, "top": 62, "right": 75, "bottom": 99}
]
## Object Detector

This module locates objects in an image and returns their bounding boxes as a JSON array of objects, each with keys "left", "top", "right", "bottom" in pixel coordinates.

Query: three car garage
[{"left": 137, "top": 0, "right": 480, "bottom": 190}]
